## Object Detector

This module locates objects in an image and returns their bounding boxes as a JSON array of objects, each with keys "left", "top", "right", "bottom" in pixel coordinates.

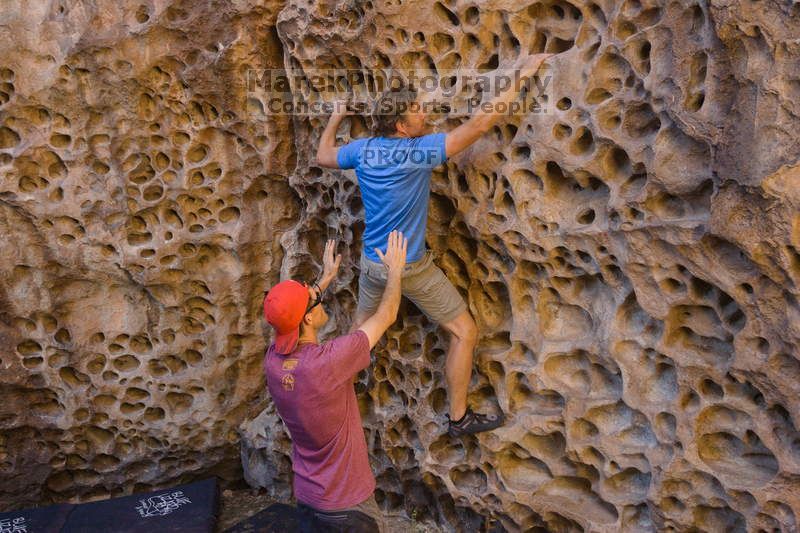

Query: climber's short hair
[{"left": 370, "top": 85, "right": 419, "bottom": 137}]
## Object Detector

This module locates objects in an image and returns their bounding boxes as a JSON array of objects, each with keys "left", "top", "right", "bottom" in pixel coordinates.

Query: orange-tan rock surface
[
  {"left": 2, "top": 0, "right": 800, "bottom": 531},
  {"left": 0, "top": 0, "right": 295, "bottom": 510}
]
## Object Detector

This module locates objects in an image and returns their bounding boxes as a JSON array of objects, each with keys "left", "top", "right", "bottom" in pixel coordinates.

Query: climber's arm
[
  {"left": 445, "top": 53, "right": 552, "bottom": 158},
  {"left": 315, "top": 109, "right": 347, "bottom": 168}
]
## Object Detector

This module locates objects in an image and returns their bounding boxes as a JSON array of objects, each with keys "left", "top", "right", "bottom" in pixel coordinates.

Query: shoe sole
[{"left": 448, "top": 417, "right": 504, "bottom": 437}]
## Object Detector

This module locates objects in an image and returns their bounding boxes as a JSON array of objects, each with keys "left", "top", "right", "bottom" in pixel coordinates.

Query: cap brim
[{"left": 274, "top": 327, "right": 300, "bottom": 355}]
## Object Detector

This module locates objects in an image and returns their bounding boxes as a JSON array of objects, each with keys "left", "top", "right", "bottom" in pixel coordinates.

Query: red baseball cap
[{"left": 263, "top": 280, "right": 310, "bottom": 354}]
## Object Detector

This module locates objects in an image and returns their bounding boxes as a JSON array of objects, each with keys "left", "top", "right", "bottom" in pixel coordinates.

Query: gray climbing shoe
[{"left": 447, "top": 408, "right": 504, "bottom": 437}]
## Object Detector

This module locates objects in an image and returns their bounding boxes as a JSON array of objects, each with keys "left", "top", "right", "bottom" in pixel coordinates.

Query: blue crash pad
[
  {"left": 0, "top": 503, "right": 74, "bottom": 533},
  {"left": 61, "top": 478, "right": 218, "bottom": 533},
  {"left": 224, "top": 503, "right": 331, "bottom": 533}
]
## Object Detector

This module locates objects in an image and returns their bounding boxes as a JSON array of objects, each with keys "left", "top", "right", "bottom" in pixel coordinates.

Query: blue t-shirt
[{"left": 337, "top": 133, "right": 447, "bottom": 263}]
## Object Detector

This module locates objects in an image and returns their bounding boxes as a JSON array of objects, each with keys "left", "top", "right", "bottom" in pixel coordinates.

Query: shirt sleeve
[
  {"left": 415, "top": 132, "right": 448, "bottom": 168},
  {"left": 322, "top": 331, "right": 371, "bottom": 388},
  {"left": 336, "top": 138, "right": 366, "bottom": 170}
]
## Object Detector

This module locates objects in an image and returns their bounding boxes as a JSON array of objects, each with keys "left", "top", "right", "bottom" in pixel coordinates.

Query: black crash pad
[
  {"left": 61, "top": 478, "right": 218, "bottom": 533},
  {"left": 0, "top": 503, "right": 74, "bottom": 533},
  {"left": 224, "top": 503, "right": 333, "bottom": 533}
]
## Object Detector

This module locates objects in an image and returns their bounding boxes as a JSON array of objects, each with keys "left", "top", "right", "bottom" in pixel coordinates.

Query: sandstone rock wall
[
  {"left": 0, "top": 0, "right": 297, "bottom": 509},
  {"left": 2, "top": 0, "right": 800, "bottom": 531},
  {"left": 271, "top": 0, "right": 800, "bottom": 531}
]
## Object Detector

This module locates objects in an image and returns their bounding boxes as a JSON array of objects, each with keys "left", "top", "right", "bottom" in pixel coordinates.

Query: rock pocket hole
[{"left": 577, "top": 209, "right": 596, "bottom": 225}]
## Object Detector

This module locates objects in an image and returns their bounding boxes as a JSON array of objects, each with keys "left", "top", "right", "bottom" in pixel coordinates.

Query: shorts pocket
[{"left": 360, "top": 255, "right": 387, "bottom": 281}]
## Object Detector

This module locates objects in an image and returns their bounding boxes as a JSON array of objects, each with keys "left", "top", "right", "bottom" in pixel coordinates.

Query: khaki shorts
[{"left": 358, "top": 250, "right": 467, "bottom": 324}]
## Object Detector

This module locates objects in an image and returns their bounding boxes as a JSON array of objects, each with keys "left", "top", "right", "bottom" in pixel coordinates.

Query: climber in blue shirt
[{"left": 316, "top": 53, "right": 552, "bottom": 437}]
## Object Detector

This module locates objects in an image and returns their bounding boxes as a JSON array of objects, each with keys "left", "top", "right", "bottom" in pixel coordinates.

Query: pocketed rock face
[
  {"left": 2, "top": 0, "right": 800, "bottom": 531},
  {"left": 265, "top": 0, "right": 800, "bottom": 531},
  {"left": 0, "top": 0, "right": 298, "bottom": 510}
]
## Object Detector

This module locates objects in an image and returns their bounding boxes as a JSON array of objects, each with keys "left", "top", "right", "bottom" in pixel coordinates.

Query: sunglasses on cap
[{"left": 303, "top": 281, "right": 325, "bottom": 313}]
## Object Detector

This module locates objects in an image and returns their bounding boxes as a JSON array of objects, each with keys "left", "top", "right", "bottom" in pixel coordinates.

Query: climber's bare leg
[{"left": 440, "top": 310, "right": 478, "bottom": 421}]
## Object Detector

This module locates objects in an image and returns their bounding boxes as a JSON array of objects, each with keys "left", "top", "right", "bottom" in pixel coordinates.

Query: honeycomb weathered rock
[
  {"left": 264, "top": 0, "right": 800, "bottom": 530},
  {"left": 2, "top": 0, "right": 800, "bottom": 531},
  {"left": 0, "top": 0, "right": 297, "bottom": 509}
]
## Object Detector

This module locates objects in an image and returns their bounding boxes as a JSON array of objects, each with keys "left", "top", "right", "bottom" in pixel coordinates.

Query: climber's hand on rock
[
  {"left": 324, "top": 102, "right": 349, "bottom": 124},
  {"left": 375, "top": 230, "right": 407, "bottom": 277},
  {"left": 328, "top": 99, "right": 352, "bottom": 118},
  {"left": 322, "top": 239, "right": 342, "bottom": 281}
]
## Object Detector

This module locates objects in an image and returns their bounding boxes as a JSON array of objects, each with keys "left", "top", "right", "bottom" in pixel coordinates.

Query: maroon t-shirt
[{"left": 264, "top": 330, "right": 375, "bottom": 510}]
